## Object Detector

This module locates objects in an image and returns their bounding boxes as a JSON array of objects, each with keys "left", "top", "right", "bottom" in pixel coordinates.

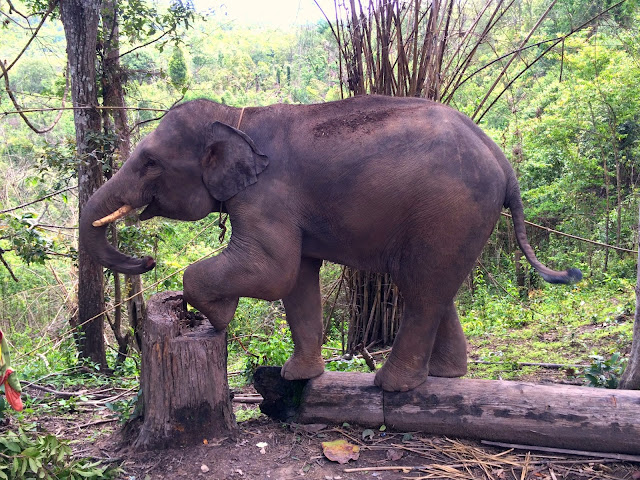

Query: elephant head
[{"left": 79, "top": 101, "right": 268, "bottom": 275}]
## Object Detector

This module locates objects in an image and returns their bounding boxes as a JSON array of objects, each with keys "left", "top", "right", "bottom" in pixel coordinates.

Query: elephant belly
[{"left": 299, "top": 176, "right": 503, "bottom": 280}]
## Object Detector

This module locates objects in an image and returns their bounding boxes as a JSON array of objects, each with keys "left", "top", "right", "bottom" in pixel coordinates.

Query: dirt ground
[{"left": 17, "top": 383, "right": 637, "bottom": 480}]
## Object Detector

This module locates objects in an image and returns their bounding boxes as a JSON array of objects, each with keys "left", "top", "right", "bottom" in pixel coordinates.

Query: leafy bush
[
  {"left": 0, "top": 429, "right": 120, "bottom": 480},
  {"left": 583, "top": 353, "right": 627, "bottom": 388}
]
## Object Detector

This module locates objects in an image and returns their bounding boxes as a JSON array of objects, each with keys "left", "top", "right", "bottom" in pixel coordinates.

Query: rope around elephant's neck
[
  {"left": 218, "top": 202, "right": 228, "bottom": 242},
  {"left": 237, "top": 107, "right": 245, "bottom": 130}
]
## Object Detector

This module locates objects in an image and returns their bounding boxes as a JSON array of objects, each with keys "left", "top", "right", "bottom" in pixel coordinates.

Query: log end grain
[{"left": 253, "top": 366, "right": 308, "bottom": 422}]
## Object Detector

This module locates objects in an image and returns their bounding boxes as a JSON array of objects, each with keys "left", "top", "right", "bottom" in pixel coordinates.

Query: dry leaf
[
  {"left": 385, "top": 448, "right": 404, "bottom": 461},
  {"left": 322, "top": 439, "right": 361, "bottom": 464},
  {"left": 295, "top": 423, "right": 327, "bottom": 433}
]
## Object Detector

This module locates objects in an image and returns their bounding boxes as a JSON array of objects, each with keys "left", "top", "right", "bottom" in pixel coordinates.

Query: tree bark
[
  {"left": 134, "top": 291, "right": 236, "bottom": 450},
  {"left": 100, "top": 0, "right": 146, "bottom": 356},
  {"left": 619, "top": 201, "right": 640, "bottom": 389},
  {"left": 59, "top": 0, "right": 107, "bottom": 369},
  {"left": 255, "top": 369, "right": 640, "bottom": 455}
]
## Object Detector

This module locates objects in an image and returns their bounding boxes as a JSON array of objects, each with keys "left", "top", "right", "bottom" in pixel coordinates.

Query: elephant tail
[{"left": 504, "top": 179, "right": 582, "bottom": 285}]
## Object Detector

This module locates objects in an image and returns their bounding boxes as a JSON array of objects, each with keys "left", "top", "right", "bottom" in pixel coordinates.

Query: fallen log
[
  {"left": 133, "top": 291, "right": 236, "bottom": 450},
  {"left": 253, "top": 367, "right": 640, "bottom": 455}
]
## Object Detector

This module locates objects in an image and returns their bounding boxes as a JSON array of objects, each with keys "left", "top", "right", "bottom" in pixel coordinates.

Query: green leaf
[
  {"left": 362, "top": 429, "right": 374, "bottom": 440},
  {"left": 28, "top": 457, "right": 39, "bottom": 474},
  {"left": 2, "top": 440, "right": 22, "bottom": 453},
  {"left": 379, "top": 425, "right": 386, "bottom": 432},
  {"left": 22, "top": 447, "right": 40, "bottom": 458},
  {"left": 402, "top": 433, "right": 414, "bottom": 442}
]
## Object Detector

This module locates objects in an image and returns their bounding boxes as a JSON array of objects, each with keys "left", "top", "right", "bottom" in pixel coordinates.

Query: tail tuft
[{"left": 540, "top": 267, "right": 582, "bottom": 285}]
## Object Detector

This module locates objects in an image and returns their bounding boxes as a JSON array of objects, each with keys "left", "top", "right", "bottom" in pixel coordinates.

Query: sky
[{"left": 190, "top": 0, "right": 337, "bottom": 27}]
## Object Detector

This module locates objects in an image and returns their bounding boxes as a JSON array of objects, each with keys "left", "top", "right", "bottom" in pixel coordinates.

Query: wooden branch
[
  {"left": 472, "top": 0, "right": 558, "bottom": 120},
  {"left": 473, "top": 0, "right": 629, "bottom": 122},
  {"left": 1, "top": 60, "right": 61, "bottom": 134},
  {"left": 481, "top": 441, "right": 640, "bottom": 463},
  {"left": 0, "top": 249, "right": 19, "bottom": 282},
  {"left": 254, "top": 369, "right": 640, "bottom": 455},
  {"left": 0, "top": 1, "right": 57, "bottom": 79},
  {"left": 0, "top": 185, "right": 77, "bottom": 214}
]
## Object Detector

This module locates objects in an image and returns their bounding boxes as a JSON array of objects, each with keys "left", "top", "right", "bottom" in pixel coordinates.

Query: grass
[{"left": 459, "top": 276, "right": 634, "bottom": 382}]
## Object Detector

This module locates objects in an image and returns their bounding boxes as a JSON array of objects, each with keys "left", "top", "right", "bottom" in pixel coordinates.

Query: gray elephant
[{"left": 79, "top": 95, "right": 581, "bottom": 392}]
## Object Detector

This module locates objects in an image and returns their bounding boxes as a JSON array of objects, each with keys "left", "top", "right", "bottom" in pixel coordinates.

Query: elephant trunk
[{"left": 79, "top": 179, "right": 156, "bottom": 275}]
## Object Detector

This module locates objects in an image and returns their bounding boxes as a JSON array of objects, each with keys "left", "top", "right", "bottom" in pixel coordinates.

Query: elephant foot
[
  {"left": 428, "top": 355, "right": 468, "bottom": 377},
  {"left": 281, "top": 354, "right": 325, "bottom": 381},
  {"left": 374, "top": 357, "right": 429, "bottom": 392},
  {"left": 185, "top": 296, "right": 239, "bottom": 331},
  {"left": 428, "top": 334, "right": 468, "bottom": 377}
]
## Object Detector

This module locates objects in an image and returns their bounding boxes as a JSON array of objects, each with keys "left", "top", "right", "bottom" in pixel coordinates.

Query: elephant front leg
[
  {"left": 280, "top": 257, "right": 325, "bottom": 381},
  {"left": 182, "top": 229, "right": 304, "bottom": 331}
]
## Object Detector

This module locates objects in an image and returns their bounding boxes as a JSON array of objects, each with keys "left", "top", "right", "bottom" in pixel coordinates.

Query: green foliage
[
  {"left": 168, "top": 46, "right": 188, "bottom": 88},
  {"left": 325, "top": 356, "right": 369, "bottom": 372},
  {"left": 105, "top": 390, "right": 142, "bottom": 424},
  {"left": 0, "top": 429, "right": 120, "bottom": 480},
  {"left": 235, "top": 406, "right": 262, "bottom": 422},
  {"left": 243, "top": 319, "right": 294, "bottom": 373},
  {"left": 36, "top": 139, "right": 77, "bottom": 186},
  {"left": 1, "top": 214, "right": 53, "bottom": 265},
  {"left": 583, "top": 353, "right": 627, "bottom": 388}
]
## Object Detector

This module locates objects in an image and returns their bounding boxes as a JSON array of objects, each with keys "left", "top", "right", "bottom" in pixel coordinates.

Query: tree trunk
[
  {"left": 255, "top": 368, "right": 640, "bottom": 456},
  {"left": 59, "top": 0, "right": 107, "bottom": 369},
  {"left": 619, "top": 201, "right": 640, "bottom": 389},
  {"left": 100, "top": 0, "right": 146, "bottom": 355},
  {"left": 134, "top": 291, "right": 236, "bottom": 450}
]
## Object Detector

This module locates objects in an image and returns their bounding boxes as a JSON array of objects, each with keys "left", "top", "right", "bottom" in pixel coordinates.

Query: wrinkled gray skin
[{"left": 80, "top": 95, "right": 581, "bottom": 392}]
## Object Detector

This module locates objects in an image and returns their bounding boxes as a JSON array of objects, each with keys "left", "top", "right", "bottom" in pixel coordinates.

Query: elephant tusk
[{"left": 92, "top": 205, "right": 134, "bottom": 227}]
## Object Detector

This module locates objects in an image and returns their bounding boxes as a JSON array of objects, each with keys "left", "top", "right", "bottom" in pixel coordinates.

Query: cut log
[
  {"left": 253, "top": 368, "right": 640, "bottom": 455},
  {"left": 133, "top": 291, "right": 236, "bottom": 450}
]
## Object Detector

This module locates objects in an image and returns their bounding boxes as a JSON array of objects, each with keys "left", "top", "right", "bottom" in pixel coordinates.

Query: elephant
[{"left": 79, "top": 95, "right": 581, "bottom": 392}]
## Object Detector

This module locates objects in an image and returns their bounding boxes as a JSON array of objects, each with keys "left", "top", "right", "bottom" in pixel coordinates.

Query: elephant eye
[{"left": 144, "top": 158, "right": 157, "bottom": 168}]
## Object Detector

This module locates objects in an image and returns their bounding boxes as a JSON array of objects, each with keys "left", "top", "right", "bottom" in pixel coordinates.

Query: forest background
[{"left": 1, "top": 0, "right": 640, "bottom": 466}]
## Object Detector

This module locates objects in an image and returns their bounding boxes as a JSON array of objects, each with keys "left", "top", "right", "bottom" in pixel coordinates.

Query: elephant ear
[{"left": 202, "top": 122, "right": 269, "bottom": 202}]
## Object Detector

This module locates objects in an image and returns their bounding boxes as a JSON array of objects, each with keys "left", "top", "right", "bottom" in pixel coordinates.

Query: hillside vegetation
[{"left": 0, "top": 0, "right": 639, "bottom": 426}]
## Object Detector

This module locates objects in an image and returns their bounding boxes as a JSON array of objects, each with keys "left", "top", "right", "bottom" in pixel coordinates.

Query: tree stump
[{"left": 133, "top": 291, "right": 236, "bottom": 450}]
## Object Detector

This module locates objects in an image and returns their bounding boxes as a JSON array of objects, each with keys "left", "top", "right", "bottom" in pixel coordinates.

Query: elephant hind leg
[
  {"left": 428, "top": 302, "right": 467, "bottom": 377},
  {"left": 374, "top": 298, "right": 446, "bottom": 392},
  {"left": 280, "top": 257, "right": 325, "bottom": 381}
]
